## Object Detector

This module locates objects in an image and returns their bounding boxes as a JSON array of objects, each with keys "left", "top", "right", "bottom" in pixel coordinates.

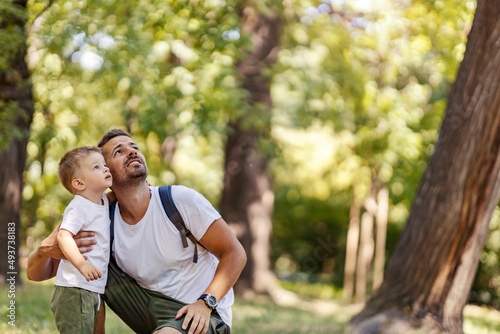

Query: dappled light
[{"left": 4, "top": 0, "right": 500, "bottom": 333}]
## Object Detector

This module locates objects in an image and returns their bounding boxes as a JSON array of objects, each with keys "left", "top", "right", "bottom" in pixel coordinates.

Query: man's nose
[{"left": 127, "top": 149, "right": 137, "bottom": 157}]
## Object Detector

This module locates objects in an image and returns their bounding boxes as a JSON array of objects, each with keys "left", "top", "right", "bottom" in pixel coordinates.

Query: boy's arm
[
  {"left": 57, "top": 229, "right": 102, "bottom": 281},
  {"left": 27, "top": 224, "right": 97, "bottom": 281}
]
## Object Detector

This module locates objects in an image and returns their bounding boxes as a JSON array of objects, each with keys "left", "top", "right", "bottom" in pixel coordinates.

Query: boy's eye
[{"left": 94, "top": 165, "right": 99, "bottom": 170}]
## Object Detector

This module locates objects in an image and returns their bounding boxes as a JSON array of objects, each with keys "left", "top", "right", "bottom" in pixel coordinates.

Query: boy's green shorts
[
  {"left": 51, "top": 285, "right": 100, "bottom": 334},
  {"left": 103, "top": 258, "right": 230, "bottom": 334}
]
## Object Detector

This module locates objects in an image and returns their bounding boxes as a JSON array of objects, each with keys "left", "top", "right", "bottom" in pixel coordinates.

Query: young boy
[{"left": 51, "top": 146, "right": 113, "bottom": 333}]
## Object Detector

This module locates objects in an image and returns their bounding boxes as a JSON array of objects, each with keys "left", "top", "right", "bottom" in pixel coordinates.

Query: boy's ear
[{"left": 71, "top": 178, "right": 86, "bottom": 191}]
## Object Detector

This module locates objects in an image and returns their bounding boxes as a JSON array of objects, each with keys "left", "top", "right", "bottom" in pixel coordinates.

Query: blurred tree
[
  {"left": 220, "top": 1, "right": 281, "bottom": 296},
  {"left": 0, "top": 0, "right": 34, "bottom": 285},
  {"left": 271, "top": 0, "right": 474, "bottom": 303},
  {"left": 350, "top": 0, "right": 500, "bottom": 332},
  {"left": 22, "top": 0, "right": 244, "bottom": 243}
]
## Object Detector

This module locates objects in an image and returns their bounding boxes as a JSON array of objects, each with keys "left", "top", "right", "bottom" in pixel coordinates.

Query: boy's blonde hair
[{"left": 58, "top": 146, "right": 102, "bottom": 194}]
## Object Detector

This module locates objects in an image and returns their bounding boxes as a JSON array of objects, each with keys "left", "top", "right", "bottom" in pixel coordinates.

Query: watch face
[{"left": 207, "top": 295, "right": 218, "bottom": 308}]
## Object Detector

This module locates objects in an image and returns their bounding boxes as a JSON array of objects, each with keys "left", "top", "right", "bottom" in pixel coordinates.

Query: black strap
[
  {"left": 109, "top": 186, "right": 204, "bottom": 263},
  {"left": 109, "top": 200, "right": 117, "bottom": 257},
  {"left": 158, "top": 185, "right": 206, "bottom": 263}
]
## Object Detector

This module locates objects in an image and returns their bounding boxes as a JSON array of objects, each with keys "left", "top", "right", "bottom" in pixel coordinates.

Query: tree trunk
[
  {"left": 350, "top": 1, "right": 500, "bottom": 333},
  {"left": 373, "top": 186, "right": 388, "bottom": 290},
  {"left": 355, "top": 203, "right": 375, "bottom": 303},
  {"left": 343, "top": 201, "right": 361, "bottom": 302},
  {"left": 0, "top": 0, "right": 33, "bottom": 285},
  {"left": 219, "top": 7, "right": 280, "bottom": 295}
]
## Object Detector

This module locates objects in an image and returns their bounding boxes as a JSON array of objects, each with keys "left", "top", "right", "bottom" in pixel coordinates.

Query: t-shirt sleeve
[
  {"left": 171, "top": 185, "right": 222, "bottom": 240},
  {"left": 60, "top": 205, "right": 86, "bottom": 236}
]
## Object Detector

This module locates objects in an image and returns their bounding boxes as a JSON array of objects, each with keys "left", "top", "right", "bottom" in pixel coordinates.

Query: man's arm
[
  {"left": 176, "top": 217, "right": 247, "bottom": 334},
  {"left": 27, "top": 224, "right": 97, "bottom": 281}
]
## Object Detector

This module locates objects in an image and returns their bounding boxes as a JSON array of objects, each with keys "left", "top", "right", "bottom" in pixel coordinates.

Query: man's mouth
[{"left": 126, "top": 159, "right": 142, "bottom": 167}]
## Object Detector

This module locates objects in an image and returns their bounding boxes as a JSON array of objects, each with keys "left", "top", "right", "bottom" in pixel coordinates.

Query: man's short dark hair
[{"left": 98, "top": 129, "right": 131, "bottom": 148}]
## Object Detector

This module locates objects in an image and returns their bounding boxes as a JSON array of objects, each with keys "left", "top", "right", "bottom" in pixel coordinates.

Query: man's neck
[{"left": 113, "top": 182, "right": 151, "bottom": 225}]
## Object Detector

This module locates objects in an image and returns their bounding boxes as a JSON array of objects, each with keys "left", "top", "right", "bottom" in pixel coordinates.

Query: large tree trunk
[
  {"left": 0, "top": 0, "right": 34, "bottom": 285},
  {"left": 350, "top": 1, "right": 500, "bottom": 333},
  {"left": 219, "top": 6, "right": 280, "bottom": 295}
]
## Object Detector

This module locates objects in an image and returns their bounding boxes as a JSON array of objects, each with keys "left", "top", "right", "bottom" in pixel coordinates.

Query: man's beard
[{"left": 114, "top": 157, "right": 148, "bottom": 186}]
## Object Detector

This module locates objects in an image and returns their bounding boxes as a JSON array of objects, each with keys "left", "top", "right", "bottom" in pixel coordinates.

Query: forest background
[{"left": 2, "top": 0, "right": 500, "bottom": 326}]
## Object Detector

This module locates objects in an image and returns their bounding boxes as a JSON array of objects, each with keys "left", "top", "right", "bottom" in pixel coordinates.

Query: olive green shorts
[
  {"left": 103, "top": 258, "right": 230, "bottom": 334},
  {"left": 50, "top": 285, "right": 100, "bottom": 334},
  {"left": 148, "top": 289, "right": 229, "bottom": 333}
]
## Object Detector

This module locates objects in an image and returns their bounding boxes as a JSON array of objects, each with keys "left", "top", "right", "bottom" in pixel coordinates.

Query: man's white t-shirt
[
  {"left": 112, "top": 185, "right": 234, "bottom": 327},
  {"left": 55, "top": 194, "right": 110, "bottom": 294}
]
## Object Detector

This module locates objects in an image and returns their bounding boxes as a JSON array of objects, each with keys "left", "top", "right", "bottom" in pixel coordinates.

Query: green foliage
[
  {"left": 22, "top": 0, "right": 248, "bottom": 242},
  {"left": 16, "top": 0, "right": 500, "bottom": 309},
  {"left": 472, "top": 208, "right": 500, "bottom": 308},
  {"left": 269, "top": 0, "right": 476, "bottom": 286}
]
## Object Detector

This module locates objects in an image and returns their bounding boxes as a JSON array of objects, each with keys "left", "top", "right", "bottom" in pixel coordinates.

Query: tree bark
[
  {"left": 0, "top": 0, "right": 34, "bottom": 285},
  {"left": 219, "top": 6, "right": 280, "bottom": 295},
  {"left": 343, "top": 201, "right": 361, "bottom": 302},
  {"left": 350, "top": 1, "right": 500, "bottom": 333}
]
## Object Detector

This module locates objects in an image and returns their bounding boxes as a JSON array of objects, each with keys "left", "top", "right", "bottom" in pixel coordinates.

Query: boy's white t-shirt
[
  {"left": 54, "top": 194, "right": 110, "bottom": 294},
  {"left": 112, "top": 185, "right": 234, "bottom": 327}
]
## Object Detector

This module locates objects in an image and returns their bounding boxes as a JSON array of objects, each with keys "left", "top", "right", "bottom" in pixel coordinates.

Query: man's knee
[{"left": 153, "top": 327, "right": 182, "bottom": 334}]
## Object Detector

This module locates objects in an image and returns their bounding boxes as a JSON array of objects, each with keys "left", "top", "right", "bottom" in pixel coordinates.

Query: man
[{"left": 27, "top": 129, "right": 247, "bottom": 334}]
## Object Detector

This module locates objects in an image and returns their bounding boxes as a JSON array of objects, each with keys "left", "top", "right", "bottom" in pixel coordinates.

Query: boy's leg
[{"left": 51, "top": 286, "right": 99, "bottom": 334}]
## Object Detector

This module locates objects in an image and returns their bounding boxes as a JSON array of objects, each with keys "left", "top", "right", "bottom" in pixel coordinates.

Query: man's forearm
[
  {"left": 27, "top": 248, "right": 59, "bottom": 281},
  {"left": 26, "top": 224, "right": 96, "bottom": 281},
  {"left": 205, "top": 247, "right": 247, "bottom": 301}
]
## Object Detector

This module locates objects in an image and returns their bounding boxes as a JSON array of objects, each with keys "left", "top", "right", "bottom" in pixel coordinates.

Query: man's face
[{"left": 101, "top": 135, "right": 148, "bottom": 186}]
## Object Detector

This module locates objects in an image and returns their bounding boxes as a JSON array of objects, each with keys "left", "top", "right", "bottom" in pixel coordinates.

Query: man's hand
[
  {"left": 39, "top": 224, "right": 96, "bottom": 260},
  {"left": 175, "top": 299, "right": 212, "bottom": 334},
  {"left": 78, "top": 263, "right": 102, "bottom": 281}
]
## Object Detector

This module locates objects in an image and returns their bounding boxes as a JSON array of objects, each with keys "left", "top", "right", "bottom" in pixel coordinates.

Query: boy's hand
[{"left": 78, "top": 263, "right": 102, "bottom": 281}]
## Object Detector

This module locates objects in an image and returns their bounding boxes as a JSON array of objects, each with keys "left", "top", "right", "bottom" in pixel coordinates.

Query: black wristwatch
[{"left": 198, "top": 294, "right": 218, "bottom": 310}]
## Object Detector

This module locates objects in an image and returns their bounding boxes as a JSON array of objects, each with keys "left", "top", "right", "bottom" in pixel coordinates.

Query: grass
[{"left": 2, "top": 280, "right": 500, "bottom": 333}]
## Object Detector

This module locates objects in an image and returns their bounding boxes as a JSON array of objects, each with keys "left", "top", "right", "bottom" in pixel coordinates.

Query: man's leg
[
  {"left": 154, "top": 328, "right": 182, "bottom": 334},
  {"left": 93, "top": 298, "right": 106, "bottom": 334}
]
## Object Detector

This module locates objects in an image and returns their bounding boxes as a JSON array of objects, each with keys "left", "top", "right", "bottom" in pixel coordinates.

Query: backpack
[{"left": 109, "top": 185, "right": 205, "bottom": 263}]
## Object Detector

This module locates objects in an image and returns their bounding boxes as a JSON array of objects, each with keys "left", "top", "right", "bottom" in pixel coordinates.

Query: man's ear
[{"left": 72, "top": 178, "right": 86, "bottom": 192}]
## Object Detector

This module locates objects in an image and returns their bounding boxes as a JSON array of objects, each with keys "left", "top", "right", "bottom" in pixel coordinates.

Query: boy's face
[
  {"left": 101, "top": 135, "right": 148, "bottom": 186},
  {"left": 74, "top": 152, "right": 113, "bottom": 194}
]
